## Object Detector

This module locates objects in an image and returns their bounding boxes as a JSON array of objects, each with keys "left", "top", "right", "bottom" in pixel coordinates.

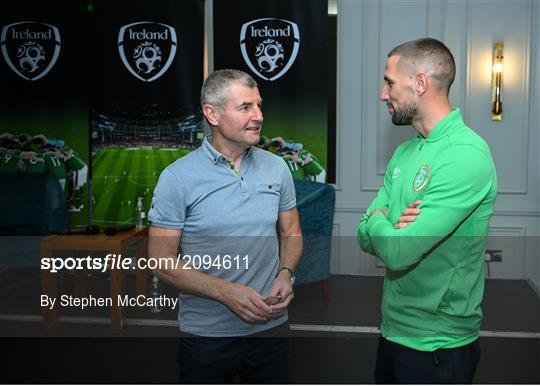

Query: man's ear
[
  {"left": 202, "top": 104, "right": 219, "bottom": 127},
  {"left": 415, "top": 73, "right": 428, "bottom": 96}
]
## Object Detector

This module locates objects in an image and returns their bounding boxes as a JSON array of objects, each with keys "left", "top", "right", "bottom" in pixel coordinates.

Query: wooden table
[{"left": 41, "top": 227, "right": 148, "bottom": 329}]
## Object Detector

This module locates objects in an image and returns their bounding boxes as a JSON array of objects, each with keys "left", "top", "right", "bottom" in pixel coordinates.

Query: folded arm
[{"left": 358, "top": 148, "right": 494, "bottom": 271}]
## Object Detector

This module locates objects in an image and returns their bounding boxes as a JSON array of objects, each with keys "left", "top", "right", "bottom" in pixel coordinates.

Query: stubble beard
[{"left": 391, "top": 103, "right": 418, "bottom": 126}]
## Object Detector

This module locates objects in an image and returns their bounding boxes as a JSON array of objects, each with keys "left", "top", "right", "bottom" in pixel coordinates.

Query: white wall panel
[{"left": 466, "top": 2, "right": 532, "bottom": 194}]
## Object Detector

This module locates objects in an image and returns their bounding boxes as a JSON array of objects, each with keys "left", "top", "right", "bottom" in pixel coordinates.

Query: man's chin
[
  {"left": 245, "top": 130, "right": 261, "bottom": 144},
  {"left": 391, "top": 115, "right": 412, "bottom": 126},
  {"left": 391, "top": 119, "right": 411, "bottom": 126}
]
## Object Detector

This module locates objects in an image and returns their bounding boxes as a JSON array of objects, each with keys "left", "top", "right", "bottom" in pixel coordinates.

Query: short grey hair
[
  {"left": 200, "top": 69, "right": 258, "bottom": 108},
  {"left": 388, "top": 38, "right": 456, "bottom": 94}
]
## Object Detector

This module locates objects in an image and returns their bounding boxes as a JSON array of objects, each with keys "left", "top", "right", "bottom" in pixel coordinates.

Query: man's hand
[
  {"left": 149, "top": 226, "right": 278, "bottom": 325},
  {"left": 266, "top": 270, "right": 294, "bottom": 314},
  {"left": 395, "top": 200, "right": 422, "bottom": 229},
  {"left": 220, "top": 283, "right": 274, "bottom": 324}
]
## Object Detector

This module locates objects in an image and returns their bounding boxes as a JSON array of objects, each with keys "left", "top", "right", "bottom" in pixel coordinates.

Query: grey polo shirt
[{"left": 149, "top": 136, "right": 296, "bottom": 336}]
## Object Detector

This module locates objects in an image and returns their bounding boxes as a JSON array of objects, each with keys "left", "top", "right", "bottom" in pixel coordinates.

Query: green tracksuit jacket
[{"left": 357, "top": 109, "right": 497, "bottom": 351}]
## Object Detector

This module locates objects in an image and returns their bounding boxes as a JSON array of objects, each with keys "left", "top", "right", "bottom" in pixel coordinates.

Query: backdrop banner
[
  {"left": 213, "top": 0, "right": 329, "bottom": 184},
  {"left": 0, "top": 0, "right": 89, "bottom": 226},
  {"left": 89, "top": 0, "right": 204, "bottom": 226}
]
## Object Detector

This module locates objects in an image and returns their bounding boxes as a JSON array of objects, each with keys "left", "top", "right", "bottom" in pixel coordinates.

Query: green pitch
[
  {"left": 262, "top": 103, "right": 328, "bottom": 170},
  {"left": 92, "top": 147, "right": 190, "bottom": 226}
]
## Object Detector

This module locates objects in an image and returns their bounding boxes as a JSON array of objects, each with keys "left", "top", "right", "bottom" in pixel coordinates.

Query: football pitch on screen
[{"left": 92, "top": 147, "right": 190, "bottom": 225}]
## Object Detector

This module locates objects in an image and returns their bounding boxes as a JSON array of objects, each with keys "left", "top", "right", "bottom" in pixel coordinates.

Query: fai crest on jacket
[
  {"left": 118, "top": 21, "right": 177, "bottom": 82},
  {"left": 240, "top": 18, "right": 300, "bottom": 82},
  {"left": 413, "top": 164, "right": 430, "bottom": 192},
  {"left": 1, "top": 21, "right": 61, "bottom": 81}
]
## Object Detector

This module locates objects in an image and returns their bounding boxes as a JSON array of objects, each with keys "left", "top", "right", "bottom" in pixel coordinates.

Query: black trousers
[
  {"left": 178, "top": 322, "right": 289, "bottom": 384},
  {"left": 375, "top": 336, "right": 481, "bottom": 384}
]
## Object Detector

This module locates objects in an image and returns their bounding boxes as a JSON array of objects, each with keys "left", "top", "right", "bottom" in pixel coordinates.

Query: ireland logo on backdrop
[
  {"left": 240, "top": 18, "right": 300, "bottom": 81},
  {"left": 118, "top": 21, "right": 177, "bottom": 82},
  {"left": 0, "top": 21, "right": 61, "bottom": 81}
]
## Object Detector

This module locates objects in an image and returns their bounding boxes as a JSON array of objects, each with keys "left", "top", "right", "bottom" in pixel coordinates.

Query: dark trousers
[
  {"left": 178, "top": 322, "right": 289, "bottom": 384},
  {"left": 375, "top": 336, "right": 481, "bottom": 384}
]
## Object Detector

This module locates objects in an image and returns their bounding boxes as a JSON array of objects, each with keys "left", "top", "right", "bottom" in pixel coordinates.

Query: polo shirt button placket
[{"left": 239, "top": 174, "right": 248, "bottom": 195}]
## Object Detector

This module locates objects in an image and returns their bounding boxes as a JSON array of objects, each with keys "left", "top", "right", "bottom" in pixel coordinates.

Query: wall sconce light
[{"left": 491, "top": 42, "right": 504, "bottom": 121}]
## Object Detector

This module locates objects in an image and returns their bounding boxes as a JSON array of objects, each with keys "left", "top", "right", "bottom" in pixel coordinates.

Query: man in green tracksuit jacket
[{"left": 357, "top": 38, "right": 497, "bottom": 383}]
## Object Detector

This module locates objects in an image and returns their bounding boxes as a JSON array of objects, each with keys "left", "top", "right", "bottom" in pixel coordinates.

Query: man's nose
[
  {"left": 380, "top": 85, "right": 389, "bottom": 102},
  {"left": 253, "top": 105, "right": 263, "bottom": 122}
]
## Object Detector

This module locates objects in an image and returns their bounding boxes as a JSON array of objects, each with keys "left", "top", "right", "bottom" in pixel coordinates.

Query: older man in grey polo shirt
[{"left": 148, "top": 69, "right": 303, "bottom": 383}]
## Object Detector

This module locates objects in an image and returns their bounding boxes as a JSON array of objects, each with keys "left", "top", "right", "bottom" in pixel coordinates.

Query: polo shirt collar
[
  {"left": 201, "top": 135, "right": 255, "bottom": 165},
  {"left": 423, "top": 108, "right": 463, "bottom": 142}
]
